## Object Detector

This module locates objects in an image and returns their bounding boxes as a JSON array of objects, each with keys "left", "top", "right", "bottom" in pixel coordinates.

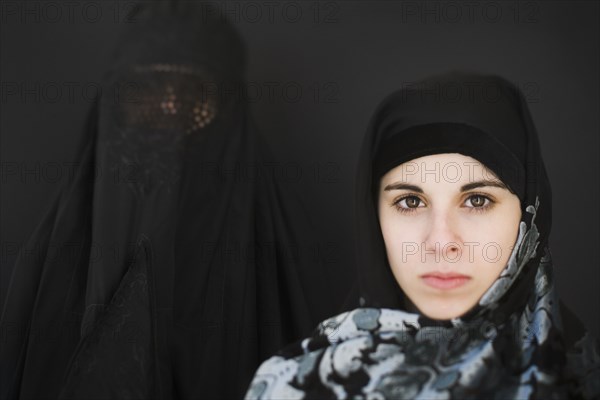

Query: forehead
[{"left": 380, "top": 153, "right": 498, "bottom": 185}]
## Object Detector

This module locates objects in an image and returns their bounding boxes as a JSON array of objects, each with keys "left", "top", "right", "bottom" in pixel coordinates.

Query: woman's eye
[
  {"left": 395, "top": 195, "right": 423, "bottom": 211},
  {"left": 465, "top": 194, "right": 490, "bottom": 208},
  {"left": 404, "top": 196, "right": 421, "bottom": 208}
]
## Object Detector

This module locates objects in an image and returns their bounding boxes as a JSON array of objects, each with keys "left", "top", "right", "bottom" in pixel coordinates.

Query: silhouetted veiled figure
[{"left": 1, "top": 2, "right": 335, "bottom": 399}]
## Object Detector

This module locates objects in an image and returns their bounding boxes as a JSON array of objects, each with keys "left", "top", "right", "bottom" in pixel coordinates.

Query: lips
[{"left": 420, "top": 272, "right": 471, "bottom": 290}]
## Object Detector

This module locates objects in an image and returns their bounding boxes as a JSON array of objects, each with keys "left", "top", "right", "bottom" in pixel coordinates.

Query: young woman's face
[{"left": 377, "top": 153, "right": 522, "bottom": 320}]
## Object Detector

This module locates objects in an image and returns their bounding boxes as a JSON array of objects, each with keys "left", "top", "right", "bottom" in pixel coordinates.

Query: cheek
[
  {"left": 470, "top": 211, "right": 521, "bottom": 279},
  {"left": 379, "top": 213, "right": 423, "bottom": 271},
  {"left": 380, "top": 231, "right": 417, "bottom": 293}
]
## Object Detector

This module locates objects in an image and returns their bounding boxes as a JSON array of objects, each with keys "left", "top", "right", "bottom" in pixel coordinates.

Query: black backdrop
[{"left": 2, "top": 0, "right": 598, "bottom": 338}]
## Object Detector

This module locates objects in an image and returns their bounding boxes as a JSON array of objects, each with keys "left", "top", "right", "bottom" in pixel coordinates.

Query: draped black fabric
[
  {"left": 244, "top": 72, "right": 600, "bottom": 399},
  {"left": 1, "top": 2, "right": 336, "bottom": 399}
]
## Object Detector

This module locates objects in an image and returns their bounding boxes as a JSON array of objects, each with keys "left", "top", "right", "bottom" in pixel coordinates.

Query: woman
[{"left": 244, "top": 72, "right": 600, "bottom": 399}]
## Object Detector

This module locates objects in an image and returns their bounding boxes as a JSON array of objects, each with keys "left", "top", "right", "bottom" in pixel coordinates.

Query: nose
[{"left": 423, "top": 209, "right": 461, "bottom": 263}]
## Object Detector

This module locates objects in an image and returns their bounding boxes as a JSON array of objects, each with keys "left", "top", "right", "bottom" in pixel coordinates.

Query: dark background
[{"left": 2, "top": 0, "right": 599, "bottom": 337}]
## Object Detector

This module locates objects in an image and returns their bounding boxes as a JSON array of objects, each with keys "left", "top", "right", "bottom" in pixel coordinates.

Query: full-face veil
[{"left": 1, "top": 2, "right": 335, "bottom": 399}]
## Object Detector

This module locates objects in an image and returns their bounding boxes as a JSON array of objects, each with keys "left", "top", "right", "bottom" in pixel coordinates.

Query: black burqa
[
  {"left": 245, "top": 72, "right": 600, "bottom": 399},
  {"left": 1, "top": 3, "right": 335, "bottom": 399}
]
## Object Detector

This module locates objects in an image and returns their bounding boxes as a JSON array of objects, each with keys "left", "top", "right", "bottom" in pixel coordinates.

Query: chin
[{"left": 417, "top": 300, "right": 471, "bottom": 321}]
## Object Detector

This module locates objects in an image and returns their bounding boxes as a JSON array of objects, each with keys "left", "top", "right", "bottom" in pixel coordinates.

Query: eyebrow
[{"left": 383, "top": 179, "right": 508, "bottom": 192}]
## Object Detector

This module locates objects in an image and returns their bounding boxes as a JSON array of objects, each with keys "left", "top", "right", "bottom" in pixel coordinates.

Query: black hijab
[
  {"left": 355, "top": 71, "right": 547, "bottom": 314},
  {"left": 1, "top": 2, "right": 336, "bottom": 399},
  {"left": 244, "top": 72, "right": 600, "bottom": 399}
]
